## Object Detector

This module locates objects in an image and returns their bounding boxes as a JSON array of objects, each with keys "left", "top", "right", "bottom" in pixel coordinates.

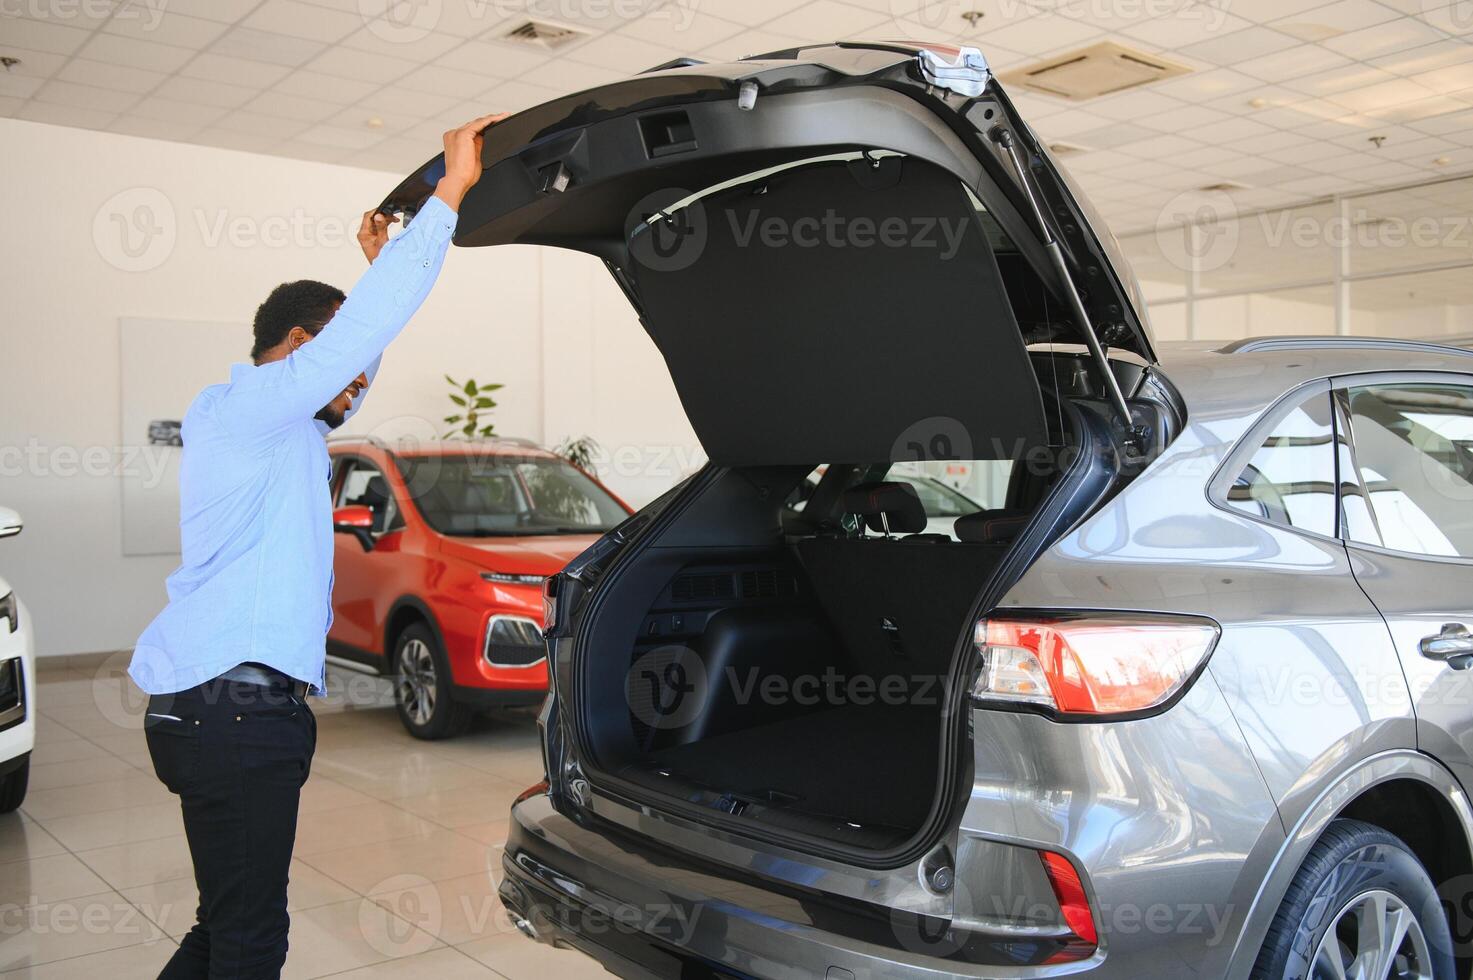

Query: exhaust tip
[{"left": 510, "top": 914, "right": 540, "bottom": 941}]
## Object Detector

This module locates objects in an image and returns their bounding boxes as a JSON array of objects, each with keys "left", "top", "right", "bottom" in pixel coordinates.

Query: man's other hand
[
  {"left": 433, "top": 112, "right": 509, "bottom": 211},
  {"left": 356, "top": 210, "right": 400, "bottom": 264}
]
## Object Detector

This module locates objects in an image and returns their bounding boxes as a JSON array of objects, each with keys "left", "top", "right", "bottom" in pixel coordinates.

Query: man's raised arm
[{"left": 223, "top": 113, "right": 507, "bottom": 439}]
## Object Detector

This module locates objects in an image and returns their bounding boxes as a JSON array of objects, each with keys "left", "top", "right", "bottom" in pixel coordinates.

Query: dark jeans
[{"left": 144, "top": 671, "right": 316, "bottom": 980}]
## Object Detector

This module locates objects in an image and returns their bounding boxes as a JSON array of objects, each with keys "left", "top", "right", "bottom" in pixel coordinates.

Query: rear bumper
[{"left": 501, "top": 793, "right": 1112, "bottom": 980}]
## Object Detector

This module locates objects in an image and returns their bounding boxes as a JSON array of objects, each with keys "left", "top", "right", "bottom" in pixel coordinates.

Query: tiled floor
[{"left": 0, "top": 656, "right": 606, "bottom": 979}]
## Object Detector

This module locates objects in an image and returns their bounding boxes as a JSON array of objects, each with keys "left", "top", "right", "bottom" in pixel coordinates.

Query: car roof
[
  {"left": 326, "top": 436, "right": 559, "bottom": 460},
  {"left": 1157, "top": 336, "right": 1473, "bottom": 416}
]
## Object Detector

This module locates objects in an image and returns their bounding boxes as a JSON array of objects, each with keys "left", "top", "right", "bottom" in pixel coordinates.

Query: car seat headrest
[
  {"left": 841, "top": 481, "right": 927, "bottom": 535},
  {"left": 954, "top": 508, "right": 1030, "bottom": 544}
]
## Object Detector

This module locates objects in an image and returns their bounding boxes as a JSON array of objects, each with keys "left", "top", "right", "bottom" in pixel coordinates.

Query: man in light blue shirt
[{"left": 131, "top": 113, "right": 504, "bottom": 980}]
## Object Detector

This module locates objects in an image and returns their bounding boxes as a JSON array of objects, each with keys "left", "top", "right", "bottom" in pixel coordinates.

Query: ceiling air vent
[
  {"left": 999, "top": 41, "right": 1190, "bottom": 101},
  {"left": 499, "top": 19, "right": 588, "bottom": 49}
]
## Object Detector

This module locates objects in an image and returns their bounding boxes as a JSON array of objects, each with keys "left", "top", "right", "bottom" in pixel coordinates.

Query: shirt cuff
[{"left": 416, "top": 194, "right": 458, "bottom": 233}]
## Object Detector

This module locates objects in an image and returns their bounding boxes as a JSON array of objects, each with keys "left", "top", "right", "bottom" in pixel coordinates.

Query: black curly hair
[{"left": 250, "top": 280, "right": 347, "bottom": 363}]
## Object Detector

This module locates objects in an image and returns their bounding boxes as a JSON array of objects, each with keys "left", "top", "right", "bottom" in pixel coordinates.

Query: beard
[{"left": 314, "top": 404, "right": 347, "bottom": 429}]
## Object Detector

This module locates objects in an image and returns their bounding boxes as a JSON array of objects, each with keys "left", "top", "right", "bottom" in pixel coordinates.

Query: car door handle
[{"left": 1420, "top": 623, "right": 1473, "bottom": 669}]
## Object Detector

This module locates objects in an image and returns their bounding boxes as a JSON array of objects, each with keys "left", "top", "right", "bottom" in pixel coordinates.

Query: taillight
[
  {"left": 973, "top": 613, "right": 1219, "bottom": 717},
  {"left": 1039, "top": 850, "right": 1098, "bottom": 962}
]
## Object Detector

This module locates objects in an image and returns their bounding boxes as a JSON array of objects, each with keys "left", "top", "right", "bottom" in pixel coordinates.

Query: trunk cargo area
[{"left": 574, "top": 464, "right": 1038, "bottom": 855}]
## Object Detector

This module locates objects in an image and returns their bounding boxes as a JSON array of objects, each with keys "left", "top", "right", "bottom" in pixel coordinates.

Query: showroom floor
[{"left": 0, "top": 658, "right": 604, "bottom": 980}]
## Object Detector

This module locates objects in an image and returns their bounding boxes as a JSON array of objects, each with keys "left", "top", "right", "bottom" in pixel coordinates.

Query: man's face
[{"left": 314, "top": 372, "right": 368, "bottom": 430}]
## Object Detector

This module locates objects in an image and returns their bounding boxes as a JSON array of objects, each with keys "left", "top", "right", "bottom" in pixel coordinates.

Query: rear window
[
  {"left": 1224, "top": 391, "right": 1337, "bottom": 537},
  {"left": 396, "top": 454, "right": 626, "bottom": 537},
  {"left": 784, "top": 460, "right": 1016, "bottom": 540}
]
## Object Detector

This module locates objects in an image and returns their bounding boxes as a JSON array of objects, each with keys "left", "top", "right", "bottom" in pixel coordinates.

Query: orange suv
[{"left": 326, "top": 437, "right": 631, "bottom": 738}]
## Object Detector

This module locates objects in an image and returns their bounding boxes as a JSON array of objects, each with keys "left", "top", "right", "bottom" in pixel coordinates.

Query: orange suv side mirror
[{"left": 332, "top": 505, "right": 375, "bottom": 551}]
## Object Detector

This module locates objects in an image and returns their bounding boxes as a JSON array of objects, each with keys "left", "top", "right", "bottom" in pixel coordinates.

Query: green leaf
[
  {"left": 474, "top": 397, "right": 493, "bottom": 408},
  {"left": 464, "top": 379, "right": 477, "bottom": 396},
  {"left": 462, "top": 421, "right": 476, "bottom": 436},
  {"left": 449, "top": 394, "right": 466, "bottom": 406},
  {"left": 444, "top": 375, "right": 458, "bottom": 387},
  {"left": 481, "top": 383, "right": 504, "bottom": 392},
  {"left": 443, "top": 415, "right": 461, "bottom": 423}
]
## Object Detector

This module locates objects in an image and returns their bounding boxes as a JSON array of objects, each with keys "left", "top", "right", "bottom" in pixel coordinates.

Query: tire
[
  {"left": 392, "top": 620, "right": 471, "bottom": 740},
  {"left": 0, "top": 756, "right": 28, "bottom": 813},
  {"left": 1253, "top": 818, "right": 1456, "bottom": 980}
]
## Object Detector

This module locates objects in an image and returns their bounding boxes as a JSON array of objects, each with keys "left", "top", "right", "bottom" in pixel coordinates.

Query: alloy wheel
[
  {"left": 397, "top": 638, "right": 437, "bottom": 727},
  {"left": 1311, "top": 888, "right": 1433, "bottom": 980}
]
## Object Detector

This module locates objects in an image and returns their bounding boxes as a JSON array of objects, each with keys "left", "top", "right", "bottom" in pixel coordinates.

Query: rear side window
[
  {"left": 1224, "top": 391, "right": 1337, "bottom": 537},
  {"left": 1342, "top": 383, "right": 1473, "bottom": 558}
]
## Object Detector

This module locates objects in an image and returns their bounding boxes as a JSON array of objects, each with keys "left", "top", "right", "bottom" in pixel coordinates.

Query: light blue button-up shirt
[{"left": 129, "top": 196, "right": 459, "bottom": 696}]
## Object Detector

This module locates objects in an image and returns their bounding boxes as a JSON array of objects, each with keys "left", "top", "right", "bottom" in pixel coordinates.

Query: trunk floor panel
[{"left": 625, "top": 702, "right": 941, "bottom": 839}]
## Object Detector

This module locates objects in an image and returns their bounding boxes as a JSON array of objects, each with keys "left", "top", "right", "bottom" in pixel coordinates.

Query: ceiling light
[
  {"left": 1047, "top": 140, "right": 1090, "bottom": 156},
  {"left": 365, "top": 116, "right": 384, "bottom": 129},
  {"left": 1433, "top": 156, "right": 1452, "bottom": 166},
  {"left": 1247, "top": 97, "right": 1269, "bottom": 109},
  {"left": 1275, "top": 22, "right": 1343, "bottom": 41}
]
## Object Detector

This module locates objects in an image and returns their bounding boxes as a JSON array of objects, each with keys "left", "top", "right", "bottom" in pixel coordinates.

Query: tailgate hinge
[{"left": 916, "top": 46, "right": 991, "bottom": 98}]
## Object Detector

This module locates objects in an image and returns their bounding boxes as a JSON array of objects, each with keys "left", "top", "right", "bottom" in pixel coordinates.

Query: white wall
[{"left": 0, "top": 118, "right": 698, "bottom": 657}]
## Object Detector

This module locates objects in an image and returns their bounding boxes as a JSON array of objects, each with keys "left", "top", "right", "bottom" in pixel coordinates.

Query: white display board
[{"left": 119, "top": 317, "right": 245, "bottom": 556}]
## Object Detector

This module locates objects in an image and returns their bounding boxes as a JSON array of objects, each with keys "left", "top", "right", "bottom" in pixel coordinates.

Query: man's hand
[
  {"left": 356, "top": 210, "right": 400, "bottom": 264},
  {"left": 433, "top": 112, "right": 509, "bottom": 211}
]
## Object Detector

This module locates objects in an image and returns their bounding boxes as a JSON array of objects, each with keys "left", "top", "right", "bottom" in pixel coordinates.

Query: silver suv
[{"left": 384, "top": 43, "right": 1473, "bottom": 980}]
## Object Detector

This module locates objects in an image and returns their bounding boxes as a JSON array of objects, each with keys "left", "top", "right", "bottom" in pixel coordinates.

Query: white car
[{"left": 0, "top": 506, "right": 33, "bottom": 813}]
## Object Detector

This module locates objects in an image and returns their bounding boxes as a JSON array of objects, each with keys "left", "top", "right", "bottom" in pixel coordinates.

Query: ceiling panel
[{"left": 0, "top": 0, "right": 1469, "bottom": 235}]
